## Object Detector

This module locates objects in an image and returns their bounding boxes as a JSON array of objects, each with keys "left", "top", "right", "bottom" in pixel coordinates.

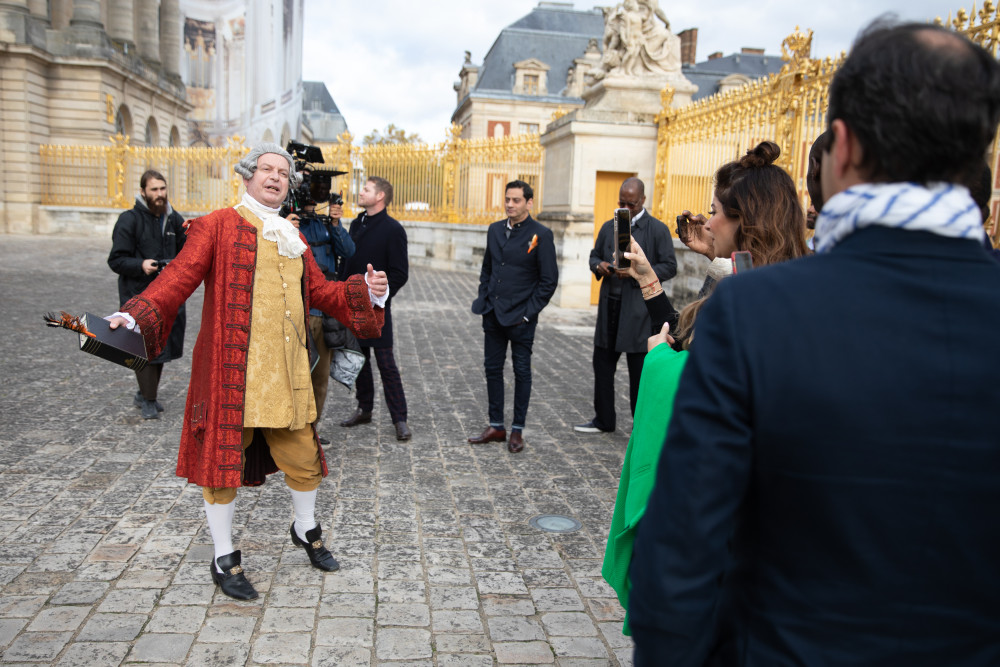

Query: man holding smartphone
[{"left": 575, "top": 177, "right": 676, "bottom": 434}]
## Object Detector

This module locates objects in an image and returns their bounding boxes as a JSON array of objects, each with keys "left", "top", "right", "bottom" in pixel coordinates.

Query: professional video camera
[{"left": 282, "top": 141, "right": 348, "bottom": 219}]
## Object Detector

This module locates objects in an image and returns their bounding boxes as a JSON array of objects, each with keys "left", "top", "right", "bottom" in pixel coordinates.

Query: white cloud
[{"left": 303, "top": 0, "right": 970, "bottom": 144}]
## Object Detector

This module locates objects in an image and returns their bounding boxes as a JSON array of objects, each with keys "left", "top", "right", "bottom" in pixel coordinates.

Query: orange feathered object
[
  {"left": 527, "top": 234, "right": 538, "bottom": 254},
  {"left": 43, "top": 311, "right": 96, "bottom": 338}
]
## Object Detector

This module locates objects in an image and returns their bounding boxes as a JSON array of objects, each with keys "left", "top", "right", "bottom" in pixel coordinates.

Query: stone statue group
[{"left": 593, "top": 0, "right": 682, "bottom": 81}]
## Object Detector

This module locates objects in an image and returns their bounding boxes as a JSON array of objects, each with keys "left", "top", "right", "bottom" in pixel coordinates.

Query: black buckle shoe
[
  {"left": 211, "top": 550, "right": 258, "bottom": 600},
  {"left": 290, "top": 522, "right": 340, "bottom": 571}
]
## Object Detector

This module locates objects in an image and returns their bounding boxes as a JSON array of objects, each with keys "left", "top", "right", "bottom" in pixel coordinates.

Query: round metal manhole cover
[{"left": 529, "top": 514, "right": 582, "bottom": 533}]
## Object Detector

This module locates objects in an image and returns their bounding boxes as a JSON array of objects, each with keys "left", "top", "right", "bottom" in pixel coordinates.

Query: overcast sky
[{"left": 303, "top": 0, "right": 962, "bottom": 144}]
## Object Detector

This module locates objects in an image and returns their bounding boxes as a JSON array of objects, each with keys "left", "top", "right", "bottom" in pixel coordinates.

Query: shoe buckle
[
  {"left": 311, "top": 539, "right": 323, "bottom": 550},
  {"left": 229, "top": 565, "right": 243, "bottom": 575}
]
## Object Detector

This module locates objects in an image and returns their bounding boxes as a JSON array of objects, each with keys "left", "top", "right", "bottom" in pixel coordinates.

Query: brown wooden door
[{"left": 592, "top": 171, "right": 635, "bottom": 304}]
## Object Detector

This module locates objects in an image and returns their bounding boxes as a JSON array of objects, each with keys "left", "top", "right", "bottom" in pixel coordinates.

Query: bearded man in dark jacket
[{"left": 107, "top": 169, "right": 187, "bottom": 419}]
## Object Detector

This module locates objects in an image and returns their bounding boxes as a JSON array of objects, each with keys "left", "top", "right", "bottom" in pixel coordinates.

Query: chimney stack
[{"left": 678, "top": 28, "right": 698, "bottom": 66}]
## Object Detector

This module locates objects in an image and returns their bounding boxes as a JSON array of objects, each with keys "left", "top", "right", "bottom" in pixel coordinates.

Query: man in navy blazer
[
  {"left": 629, "top": 21, "right": 1000, "bottom": 666},
  {"left": 469, "top": 180, "right": 558, "bottom": 453},
  {"left": 338, "top": 177, "right": 411, "bottom": 441}
]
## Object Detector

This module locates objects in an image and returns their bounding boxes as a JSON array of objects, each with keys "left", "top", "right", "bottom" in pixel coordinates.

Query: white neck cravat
[{"left": 239, "top": 193, "right": 307, "bottom": 259}]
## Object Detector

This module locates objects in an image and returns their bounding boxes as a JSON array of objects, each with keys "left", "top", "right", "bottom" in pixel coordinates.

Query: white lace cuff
[
  {"left": 365, "top": 274, "right": 389, "bottom": 308},
  {"left": 106, "top": 312, "right": 141, "bottom": 334}
]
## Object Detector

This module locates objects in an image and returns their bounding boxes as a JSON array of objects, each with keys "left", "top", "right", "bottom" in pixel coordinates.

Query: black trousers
[
  {"left": 355, "top": 346, "right": 407, "bottom": 423},
  {"left": 592, "top": 297, "right": 645, "bottom": 431},
  {"left": 135, "top": 363, "right": 163, "bottom": 401},
  {"left": 482, "top": 310, "right": 537, "bottom": 430}
]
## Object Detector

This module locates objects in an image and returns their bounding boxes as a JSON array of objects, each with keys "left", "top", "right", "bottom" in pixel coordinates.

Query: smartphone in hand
[
  {"left": 676, "top": 213, "right": 691, "bottom": 242},
  {"left": 614, "top": 208, "right": 631, "bottom": 269},
  {"left": 732, "top": 251, "right": 754, "bottom": 274}
]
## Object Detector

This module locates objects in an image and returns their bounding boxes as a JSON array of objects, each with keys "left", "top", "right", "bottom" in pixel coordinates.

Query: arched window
[
  {"left": 115, "top": 105, "right": 133, "bottom": 138},
  {"left": 169, "top": 126, "right": 181, "bottom": 147},
  {"left": 145, "top": 117, "right": 159, "bottom": 147}
]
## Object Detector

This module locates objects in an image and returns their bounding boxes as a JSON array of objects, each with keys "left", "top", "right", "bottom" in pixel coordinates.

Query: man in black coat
[
  {"left": 575, "top": 177, "right": 676, "bottom": 434},
  {"left": 629, "top": 21, "right": 1000, "bottom": 665},
  {"left": 107, "top": 169, "right": 186, "bottom": 419},
  {"left": 468, "top": 180, "right": 558, "bottom": 453},
  {"left": 337, "top": 177, "right": 411, "bottom": 441}
]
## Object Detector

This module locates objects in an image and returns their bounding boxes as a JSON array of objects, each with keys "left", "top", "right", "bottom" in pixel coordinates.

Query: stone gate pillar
[{"left": 537, "top": 0, "right": 697, "bottom": 308}]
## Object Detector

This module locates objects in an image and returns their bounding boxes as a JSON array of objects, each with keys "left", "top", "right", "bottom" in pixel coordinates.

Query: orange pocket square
[{"left": 527, "top": 234, "right": 538, "bottom": 254}]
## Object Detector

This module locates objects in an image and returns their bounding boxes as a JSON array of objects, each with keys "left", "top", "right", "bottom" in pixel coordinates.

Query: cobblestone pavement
[{"left": 0, "top": 236, "right": 639, "bottom": 666}]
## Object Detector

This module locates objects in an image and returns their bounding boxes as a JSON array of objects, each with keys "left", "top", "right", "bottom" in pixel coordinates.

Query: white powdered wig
[{"left": 233, "top": 142, "right": 302, "bottom": 187}]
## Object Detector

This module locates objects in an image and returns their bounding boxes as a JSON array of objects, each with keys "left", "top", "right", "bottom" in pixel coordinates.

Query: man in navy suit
[
  {"left": 469, "top": 180, "right": 558, "bottom": 453},
  {"left": 338, "top": 177, "right": 411, "bottom": 441},
  {"left": 629, "top": 21, "right": 1000, "bottom": 665}
]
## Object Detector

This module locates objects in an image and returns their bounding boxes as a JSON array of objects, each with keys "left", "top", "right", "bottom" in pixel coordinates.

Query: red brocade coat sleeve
[{"left": 123, "top": 208, "right": 384, "bottom": 489}]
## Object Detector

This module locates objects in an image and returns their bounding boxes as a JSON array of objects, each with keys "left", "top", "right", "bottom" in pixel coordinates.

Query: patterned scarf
[
  {"left": 814, "top": 182, "right": 982, "bottom": 254},
  {"left": 239, "top": 193, "right": 308, "bottom": 259}
]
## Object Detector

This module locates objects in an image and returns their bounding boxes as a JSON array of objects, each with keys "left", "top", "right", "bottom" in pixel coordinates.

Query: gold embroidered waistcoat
[{"left": 238, "top": 206, "right": 316, "bottom": 429}]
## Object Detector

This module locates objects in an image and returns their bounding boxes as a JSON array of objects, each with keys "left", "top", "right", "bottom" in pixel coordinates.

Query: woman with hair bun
[
  {"left": 671, "top": 140, "right": 808, "bottom": 345},
  {"left": 602, "top": 140, "right": 807, "bottom": 636}
]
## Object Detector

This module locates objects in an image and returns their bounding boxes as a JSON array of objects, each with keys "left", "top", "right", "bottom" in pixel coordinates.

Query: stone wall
[{"left": 404, "top": 220, "right": 490, "bottom": 274}]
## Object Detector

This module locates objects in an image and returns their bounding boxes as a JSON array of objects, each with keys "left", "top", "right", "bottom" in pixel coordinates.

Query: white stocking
[
  {"left": 203, "top": 499, "right": 236, "bottom": 572},
  {"left": 290, "top": 488, "right": 318, "bottom": 542}
]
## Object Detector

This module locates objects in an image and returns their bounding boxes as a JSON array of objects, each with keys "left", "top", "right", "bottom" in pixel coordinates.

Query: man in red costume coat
[{"left": 108, "top": 143, "right": 388, "bottom": 600}]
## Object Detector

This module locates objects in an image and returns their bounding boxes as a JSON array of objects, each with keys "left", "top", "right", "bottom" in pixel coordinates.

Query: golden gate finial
[{"left": 781, "top": 27, "right": 813, "bottom": 64}]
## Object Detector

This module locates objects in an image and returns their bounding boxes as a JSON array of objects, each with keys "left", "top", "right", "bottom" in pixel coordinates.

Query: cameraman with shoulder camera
[
  {"left": 287, "top": 196, "right": 354, "bottom": 277},
  {"left": 285, "top": 176, "right": 355, "bottom": 443},
  {"left": 107, "top": 169, "right": 187, "bottom": 420}
]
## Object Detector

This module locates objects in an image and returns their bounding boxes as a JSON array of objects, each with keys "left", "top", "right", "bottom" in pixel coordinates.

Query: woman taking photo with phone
[{"left": 602, "top": 140, "right": 808, "bottom": 635}]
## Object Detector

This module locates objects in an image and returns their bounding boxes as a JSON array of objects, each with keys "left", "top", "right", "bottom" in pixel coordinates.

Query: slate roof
[
  {"left": 303, "top": 81, "right": 342, "bottom": 114},
  {"left": 683, "top": 52, "right": 785, "bottom": 101},
  {"left": 463, "top": 3, "right": 784, "bottom": 105},
  {"left": 472, "top": 2, "right": 604, "bottom": 98},
  {"left": 302, "top": 81, "right": 347, "bottom": 142}
]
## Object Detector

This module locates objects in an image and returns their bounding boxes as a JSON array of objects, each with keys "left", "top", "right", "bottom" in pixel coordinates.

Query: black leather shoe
[
  {"left": 135, "top": 392, "right": 164, "bottom": 413},
  {"left": 211, "top": 550, "right": 258, "bottom": 600},
  {"left": 574, "top": 420, "right": 613, "bottom": 433},
  {"left": 339, "top": 408, "right": 372, "bottom": 427},
  {"left": 318, "top": 436, "right": 330, "bottom": 445},
  {"left": 468, "top": 426, "right": 506, "bottom": 444},
  {"left": 290, "top": 522, "right": 340, "bottom": 571},
  {"left": 508, "top": 430, "right": 525, "bottom": 453},
  {"left": 394, "top": 421, "right": 412, "bottom": 441},
  {"left": 141, "top": 399, "right": 160, "bottom": 420}
]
